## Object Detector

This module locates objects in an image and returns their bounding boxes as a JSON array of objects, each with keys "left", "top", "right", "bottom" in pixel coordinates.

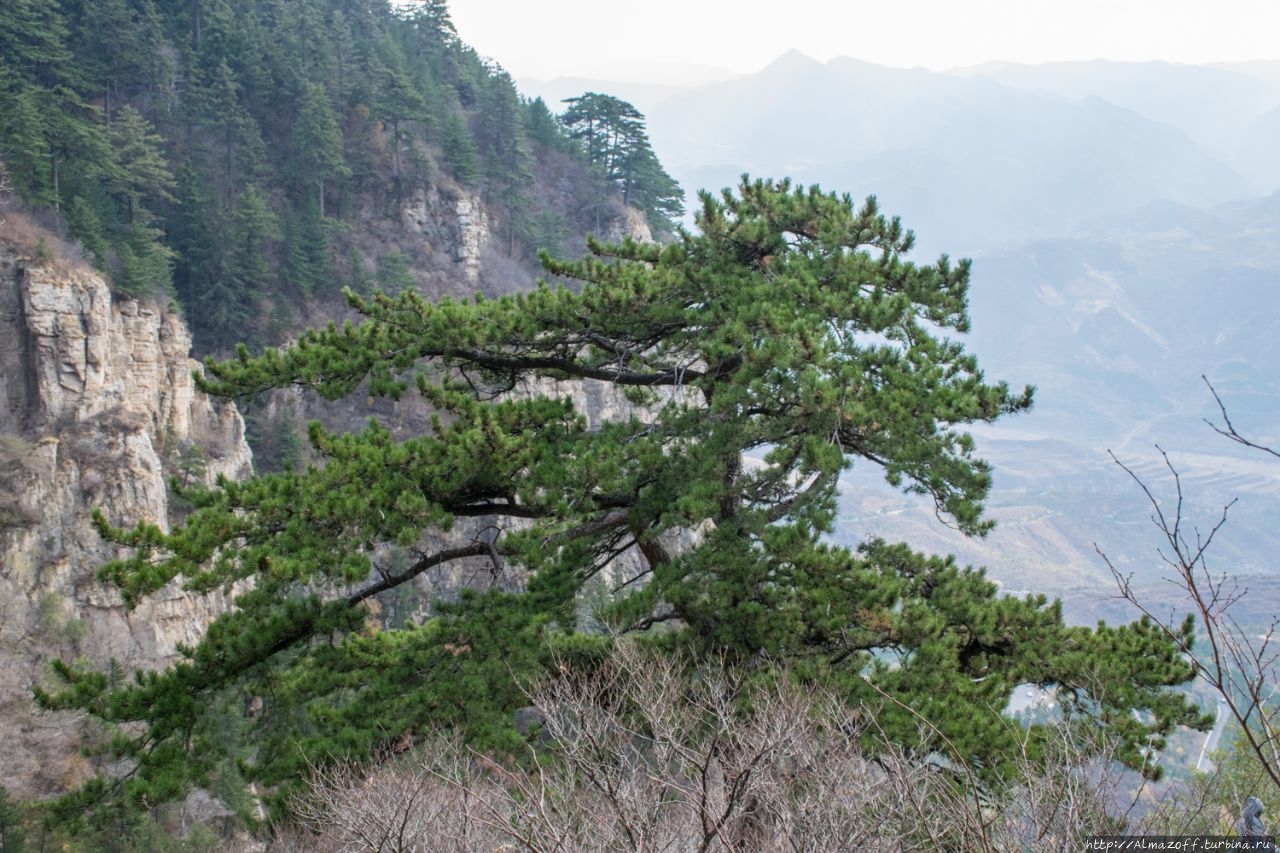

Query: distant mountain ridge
[
  {"left": 829, "top": 190, "right": 1280, "bottom": 613},
  {"left": 644, "top": 52, "right": 1263, "bottom": 254}
]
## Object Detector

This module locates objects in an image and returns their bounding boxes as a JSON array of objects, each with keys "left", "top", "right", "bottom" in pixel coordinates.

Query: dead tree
[{"left": 1099, "top": 376, "right": 1280, "bottom": 793}]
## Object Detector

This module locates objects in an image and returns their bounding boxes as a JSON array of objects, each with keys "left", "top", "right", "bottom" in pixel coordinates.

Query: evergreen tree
[
  {"left": 0, "top": 785, "right": 25, "bottom": 853},
  {"left": 619, "top": 133, "right": 685, "bottom": 236},
  {"left": 0, "top": 0, "right": 77, "bottom": 93},
  {"left": 475, "top": 68, "right": 531, "bottom": 192},
  {"left": 376, "top": 64, "right": 428, "bottom": 193},
  {"left": 42, "top": 178, "right": 1206, "bottom": 819},
  {"left": 184, "top": 58, "right": 267, "bottom": 194},
  {"left": 169, "top": 164, "right": 254, "bottom": 348},
  {"left": 62, "top": 0, "right": 168, "bottom": 117},
  {"left": 561, "top": 91, "right": 683, "bottom": 233},
  {"left": 65, "top": 195, "right": 110, "bottom": 268},
  {"left": 291, "top": 81, "right": 349, "bottom": 217},
  {"left": 346, "top": 245, "right": 374, "bottom": 296},
  {"left": 104, "top": 105, "right": 176, "bottom": 224},
  {"left": 441, "top": 110, "right": 479, "bottom": 185},
  {"left": 526, "top": 96, "right": 567, "bottom": 151},
  {"left": 324, "top": 9, "right": 360, "bottom": 107},
  {"left": 280, "top": 198, "right": 331, "bottom": 297},
  {"left": 0, "top": 88, "right": 55, "bottom": 205},
  {"left": 227, "top": 183, "right": 280, "bottom": 316},
  {"left": 476, "top": 68, "right": 532, "bottom": 251},
  {"left": 374, "top": 249, "right": 415, "bottom": 294},
  {"left": 113, "top": 220, "right": 174, "bottom": 298},
  {"left": 0, "top": 0, "right": 109, "bottom": 213}
]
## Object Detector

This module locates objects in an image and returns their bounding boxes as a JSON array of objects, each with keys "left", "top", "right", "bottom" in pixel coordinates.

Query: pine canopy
[{"left": 41, "top": 177, "right": 1208, "bottom": 813}]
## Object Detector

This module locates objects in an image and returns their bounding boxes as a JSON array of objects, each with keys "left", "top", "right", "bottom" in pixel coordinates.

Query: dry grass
[{"left": 0, "top": 206, "right": 93, "bottom": 277}]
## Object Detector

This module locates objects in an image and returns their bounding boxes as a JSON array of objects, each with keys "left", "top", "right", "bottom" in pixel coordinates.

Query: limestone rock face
[
  {"left": 0, "top": 250, "right": 253, "bottom": 798},
  {"left": 451, "top": 195, "right": 491, "bottom": 283},
  {"left": 398, "top": 186, "right": 490, "bottom": 287},
  {"left": 600, "top": 205, "right": 655, "bottom": 245}
]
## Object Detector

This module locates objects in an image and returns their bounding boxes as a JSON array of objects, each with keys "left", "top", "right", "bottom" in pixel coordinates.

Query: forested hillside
[{"left": 0, "top": 0, "right": 681, "bottom": 354}]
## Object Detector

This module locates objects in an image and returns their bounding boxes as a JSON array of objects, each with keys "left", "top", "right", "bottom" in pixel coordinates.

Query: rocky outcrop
[
  {"left": 0, "top": 248, "right": 252, "bottom": 798},
  {"left": 451, "top": 195, "right": 491, "bottom": 283},
  {"left": 600, "top": 205, "right": 654, "bottom": 245},
  {"left": 399, "top": 186, "right": 491, "bottom": 287}
]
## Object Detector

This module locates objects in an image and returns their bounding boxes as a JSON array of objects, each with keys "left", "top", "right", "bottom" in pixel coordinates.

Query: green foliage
[
  {"left": 0, "top": 786, "right": 25, "bottom": 853},
  {"left": 561, "top": 92, "right": 684, "bottom": 234},
  {"left": 344, "top": 246, "right": 374, "bottom": 297},
  {"left": 475, "top": 67, "right": 531, "bottom": 194},
  {"left": 35, "top": 592, "right": 87, "bottom": 647},
  {"left": 65, "top": 194, "right": 109, "bottom": 268},
  {"left": 229, "top": 184, "right": 279, "bottom": 299},
  {"left": 291, "top": 81, "right": 348, "bottom": 217},
  {"left": 0, "top": 88, "right": 56, "bottom": 205},
  {"left": 104, "top": 105, "right": 175, "bottom": 224},
  {"left": 526, "top": 96, "right": 568, "bottom": 152},
  {"left": 112, "top": 221, "right": 174, "bottom": 298},
  {"left": 38, "top": 784, "right": 228, "bottom": 853},
  {"left": 376, "top": 64, "right": 429, "bottom": 191},
  {"left": 44, "top": 178, "right": 1206, "bottom": 823},
  {"left": 0, "top": 0, "right": 674, "bottom": 341},
  {"left": 280, "top": 197, "right": 331, "bottom": 297},
  {"left": 32, "top": 237, "right": 52, "bottom": 266},
  {"left": 374, "top": 250, "right": 415, "bottom": 295},
  {"left": 62, "top": 0, "right": 168, "bottom": 111},
  {"left": 440, "top": 110, "right": 479, "bottom": 185}
]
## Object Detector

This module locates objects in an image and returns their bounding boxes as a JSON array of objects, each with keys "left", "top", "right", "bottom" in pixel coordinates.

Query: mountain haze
[{"left": 647, "top": 52, "right": 1258, "bottom": 254}]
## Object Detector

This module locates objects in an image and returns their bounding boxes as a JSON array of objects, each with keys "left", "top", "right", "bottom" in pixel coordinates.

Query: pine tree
[
  {"left": 0, "top": 88, "right": 54, "bottom": 205},
  {"left": 526, "top": 96, "right": 567, "bottom": 152},
  {"left": 65, "top": 195, "right": 110, "bottom": 268},
  {"left": 113, "top": 221, "right": 174, "bottom": 298},
  {"left": 0, "top": 785, "right": 25, "bottom": 853},
  {"left": 0, "top": 0, "right": 77, "bottom": 93},
  {"left": 475, "top": 69, "right": 532, "bottom": 251},
  {"left": 292, "top": 81, "right": 349, "bottom": 217},
  {"left": 280, "top": 200, "right": 331, "bottom": 297},
  {"left": 376, "top": 64, "right": 428, "bottom": 193},
  {"left": 184, "top": 58, "right": 267, "bottom": 195},
  {"left": 560, "top": 92, "right": 683, "bottom": 233},
  {"left": 374, "top": 250, "right": 415, "bottom": 294},
  {"left": 62, "top": 0, "right": 168, "bottom": 117},
  {"left": 104, "top": 105, "right": 176, "bottom": 225},
  {"left": 42, "top": 178, "right": 1207, "bottom": 820},
  {"left": 227, "top": 183, "right": 280, "bottom": 313},
  {"left": 441, "top": 110, "right": 478, "bottom": 185}
]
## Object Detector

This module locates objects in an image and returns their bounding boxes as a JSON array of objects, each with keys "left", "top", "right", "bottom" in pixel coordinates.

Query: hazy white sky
[{"left": 448, "top": 0, "right": 1280, "bottom": 82}]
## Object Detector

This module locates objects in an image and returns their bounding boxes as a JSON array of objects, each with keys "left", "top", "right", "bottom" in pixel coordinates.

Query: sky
[{"left": 448, "top": 0, "right": 1280, "bottom": 83}]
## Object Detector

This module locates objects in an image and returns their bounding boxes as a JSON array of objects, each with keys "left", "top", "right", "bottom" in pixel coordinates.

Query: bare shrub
[
  {"left": 283, "top": 737, "right": 502, "bottom": 853},
  {"left": 280, "top": 642, "right": 1133, "bottom": 852}
]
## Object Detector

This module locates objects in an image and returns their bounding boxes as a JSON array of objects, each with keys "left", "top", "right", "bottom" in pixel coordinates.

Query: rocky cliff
[
  {"left": 0, "top": 241, "right": 253, "bottom": 798},
  {"left": 0, "top": 181, "right": 655, "bottom": 801}
]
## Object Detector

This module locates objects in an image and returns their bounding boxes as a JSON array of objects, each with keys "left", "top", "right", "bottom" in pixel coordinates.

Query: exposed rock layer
[{"left": 0, "top": 249, "right": 252, "bottom": 798}]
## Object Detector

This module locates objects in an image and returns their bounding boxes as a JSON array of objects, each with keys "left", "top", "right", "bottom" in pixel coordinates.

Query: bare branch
[
  {"left": 1103, "top": 383, "right": 1280, "bottom": 794},
  {"left": 1203, "top": 375, "right": 1280, "bottom": 459}
]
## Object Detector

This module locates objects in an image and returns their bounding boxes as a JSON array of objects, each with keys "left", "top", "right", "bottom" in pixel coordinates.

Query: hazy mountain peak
[{"left": 760, "top": 48, "right": 825, "bottom": 75}]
